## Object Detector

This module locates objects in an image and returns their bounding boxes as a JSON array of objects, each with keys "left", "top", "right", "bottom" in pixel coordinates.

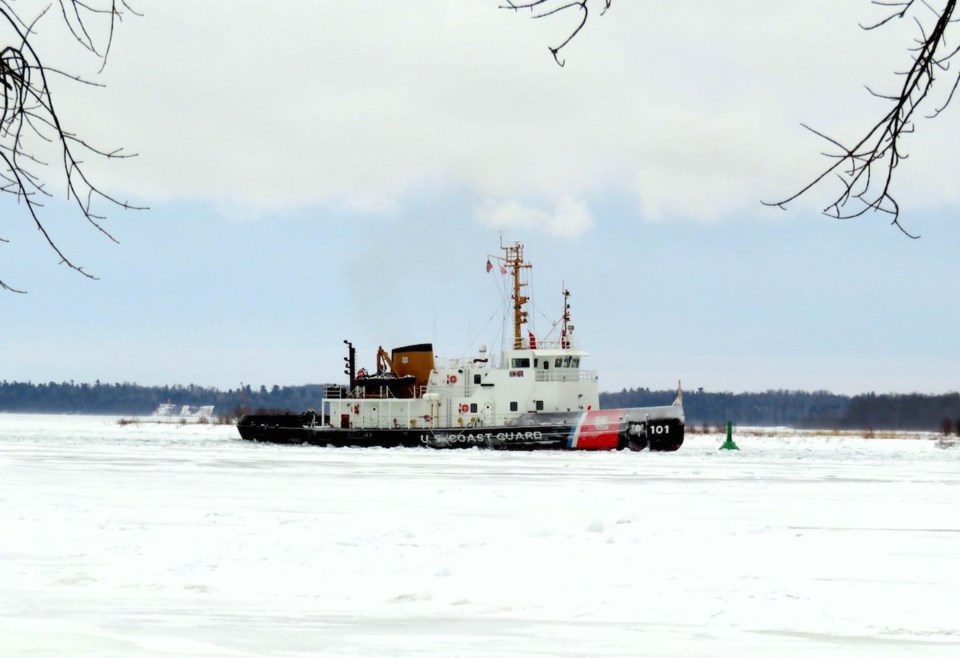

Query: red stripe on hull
[{"left": 573, "top": 410, "right": 623, "bottom": 450}]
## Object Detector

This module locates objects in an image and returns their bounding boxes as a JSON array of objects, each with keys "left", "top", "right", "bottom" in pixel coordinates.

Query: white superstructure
[
  {"left": 325, "top": 344, "right": 598, "bottom": 430},
  {"left": 323, "top": 241, "right": 602, "bottom": 431}
]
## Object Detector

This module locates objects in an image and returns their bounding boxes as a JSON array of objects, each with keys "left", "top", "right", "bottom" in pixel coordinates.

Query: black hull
[{"left": 237, "top": 411, "right": 684, "bottom": 452}]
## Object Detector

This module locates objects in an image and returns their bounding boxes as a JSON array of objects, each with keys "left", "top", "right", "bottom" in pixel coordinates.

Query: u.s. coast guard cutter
[{"left": 237, "top": 241, "right": 684, "bottom": 451}]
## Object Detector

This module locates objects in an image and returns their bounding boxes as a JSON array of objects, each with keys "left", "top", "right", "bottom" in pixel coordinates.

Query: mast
[
  {"left": 501, "top": 239, "right": 532, "bottom": 349},
  {"left": 343, "top": 340, "right": 356, "bottom": 390}
]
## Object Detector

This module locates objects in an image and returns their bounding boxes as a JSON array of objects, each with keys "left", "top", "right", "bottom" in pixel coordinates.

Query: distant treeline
[
  {"left": 1, "top": 381, "right": 959, "bottom": 431},
  {"left": 602, "top": 387, "right": 960, "bottom": 432},
  {"left": 0, "top": 381, "right": 328, "bottom": 417}
]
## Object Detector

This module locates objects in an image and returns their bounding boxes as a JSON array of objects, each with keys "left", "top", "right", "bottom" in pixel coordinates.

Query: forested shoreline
[
  {"left": 1, "top": 381, "right": 959, "bottom": 432},
  {"left": 603, "top": 388, "right": 960, "bottom": 433}
]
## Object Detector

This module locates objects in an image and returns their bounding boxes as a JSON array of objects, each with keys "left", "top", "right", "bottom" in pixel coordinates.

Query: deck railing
[{"left": 534, "top": 369, "right": 596, "bottom": 383}]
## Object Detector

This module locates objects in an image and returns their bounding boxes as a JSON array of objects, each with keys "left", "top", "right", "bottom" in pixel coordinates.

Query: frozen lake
[{"left": 1, "top": 413, "right": 958, "bottom": 657}]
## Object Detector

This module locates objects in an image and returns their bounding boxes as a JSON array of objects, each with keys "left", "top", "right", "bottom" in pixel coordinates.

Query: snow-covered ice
[{"left": 1, "top": 414, "right": 958, "bottom": 657}]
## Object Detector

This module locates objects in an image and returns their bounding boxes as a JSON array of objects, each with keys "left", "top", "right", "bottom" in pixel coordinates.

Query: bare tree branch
[
  {"left": 505, "top": 1, "right": 959, "bottom": 235},
  {"left": 767, "top": 0, "right": 958, "bottom": 236},
  {"left": 501, "top": 0, "right": 611, "bottom": 66},
  {"left": 1, "top": 1, "right": 140, "bottom": 292}
]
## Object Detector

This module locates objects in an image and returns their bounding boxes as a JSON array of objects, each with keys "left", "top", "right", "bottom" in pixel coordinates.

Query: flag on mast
[{"left": 486, "top": 259, "right": 493, "bottom": 273}]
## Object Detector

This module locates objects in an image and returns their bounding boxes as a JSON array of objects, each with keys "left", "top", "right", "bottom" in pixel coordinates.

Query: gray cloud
[{"left": 35, "top": 0, "right": 960, "bottom": 230}]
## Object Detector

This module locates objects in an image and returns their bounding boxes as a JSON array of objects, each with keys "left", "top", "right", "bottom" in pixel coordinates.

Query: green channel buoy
[{"left": 720, "top": 421, "right": 739, "bottom": 450}]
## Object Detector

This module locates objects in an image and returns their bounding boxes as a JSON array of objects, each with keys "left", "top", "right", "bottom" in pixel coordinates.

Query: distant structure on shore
[{"left": 153, "top": 403, "right": 215, "bottom": 419}]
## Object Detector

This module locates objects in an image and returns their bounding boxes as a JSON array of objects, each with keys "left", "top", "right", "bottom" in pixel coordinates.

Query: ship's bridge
[{"left": 503, "top": 347, "right": 596, "bottom": 383}]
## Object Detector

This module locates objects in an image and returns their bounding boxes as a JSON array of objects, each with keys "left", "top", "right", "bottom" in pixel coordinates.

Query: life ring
[
  {"left": 448, "top": 374, "right": 458, "bottom": 385},
  {"left": 460, "top": 404, "right": 469, "bottom": 413}
]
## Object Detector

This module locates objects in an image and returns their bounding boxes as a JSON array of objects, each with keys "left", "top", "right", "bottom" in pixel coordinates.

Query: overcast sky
[{"left": 2, "top": 1, "right": 959, "bottom": 395}]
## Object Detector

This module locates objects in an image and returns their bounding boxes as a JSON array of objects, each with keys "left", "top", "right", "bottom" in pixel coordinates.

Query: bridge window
[
  {"left": 555, "top": 357, "right": 562, "bottom": 368},
  {"left": 571, "top": 357, "right": 580, "bottom": 368},
  {"left": 511, "top": 358, "right": 531, "bottom": 368}
]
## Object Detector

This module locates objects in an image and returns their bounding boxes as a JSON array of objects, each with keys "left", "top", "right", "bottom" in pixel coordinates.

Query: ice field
[{"left": 1, "top": 413, "right": 958, "bottom": 657}]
